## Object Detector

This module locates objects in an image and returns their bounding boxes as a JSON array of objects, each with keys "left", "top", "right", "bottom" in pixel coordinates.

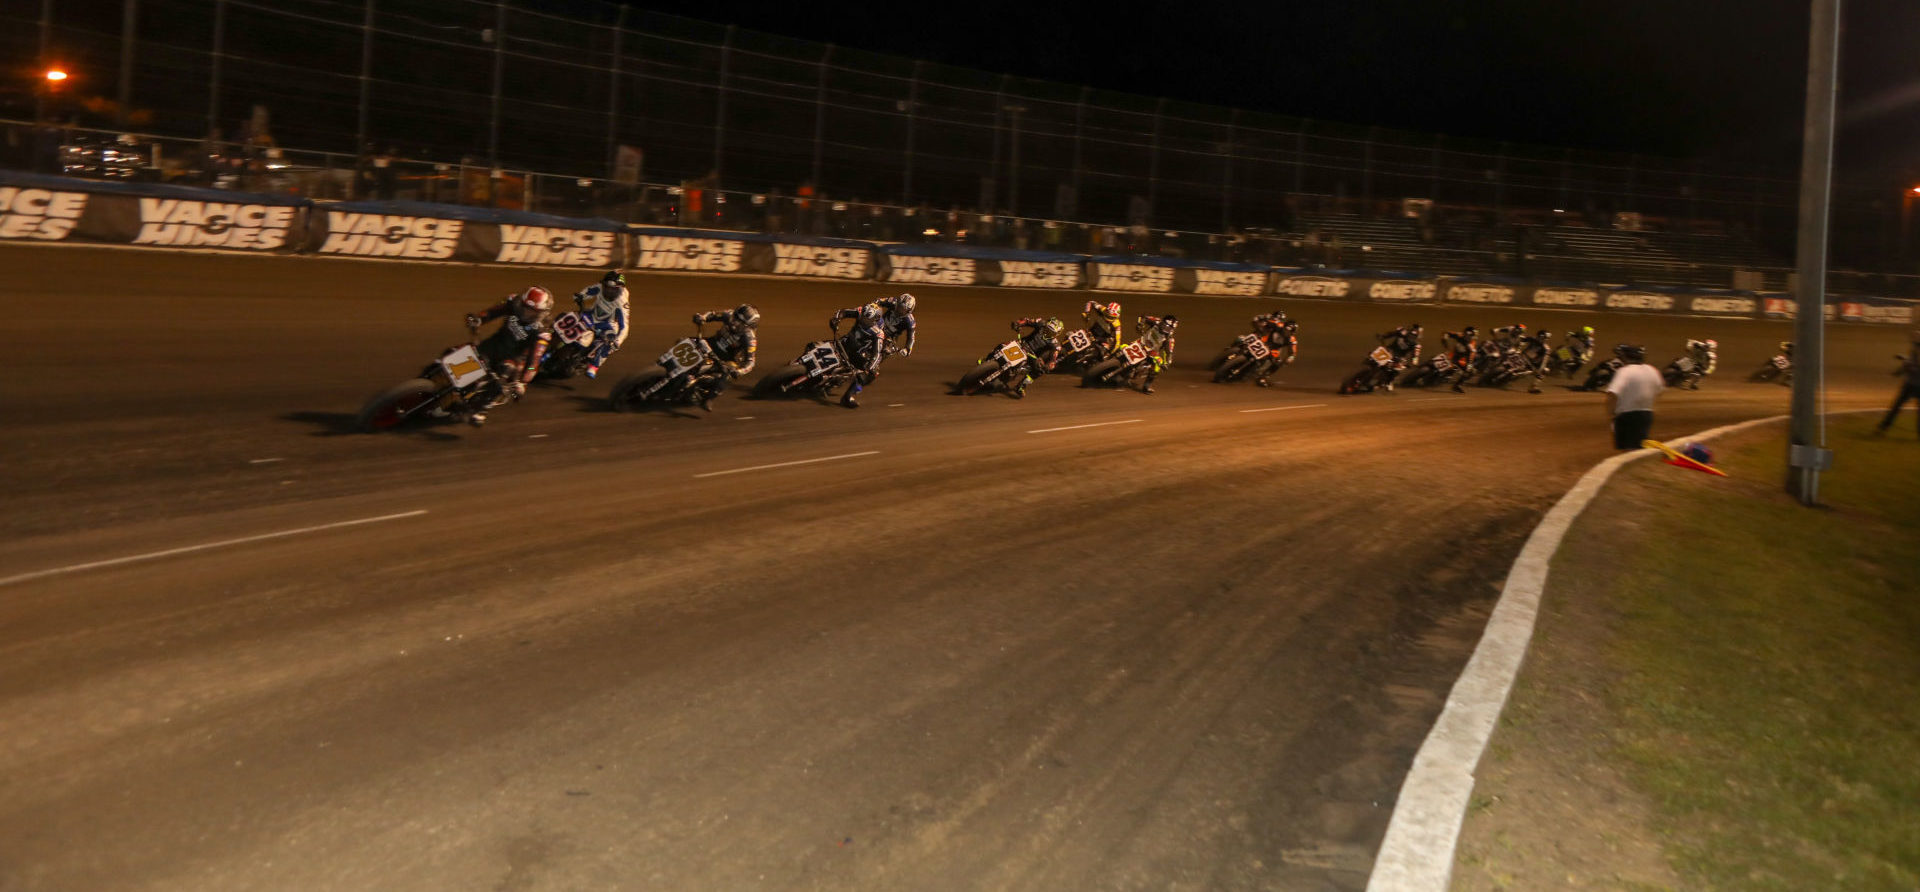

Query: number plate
[
  {"left": 1065, "top": 330, "right": 1091, "bottom": 352},
  {"left": 657, "top": 337, "right": 708, "bottom": 372},
  {"left": 1121, "top": 342, "right": 1150, "bottom": 364},
  {"left": 1238, "top": 335, "right": 1270, "bottom": 360},
  {"left": 998, "top": 342, "right": 1027, "bottom": 365},
  {"left": 1772, "top": 356, "right": 1790, "bottom": 369},
  {"left": 1369, "top": 346, "right": 1394, "bottom": 364},
  {"left": 439, "top": 344, "right": 488, "bottom": 388},
  {"left": 1433, "top": 355, "right": 1454, "bottom": 372},
  {"left": 800, "top": 342, "right": 841, "bottom": 374},
  {"left": 552, "top": 312, "right": 592, "bottom": 346}
]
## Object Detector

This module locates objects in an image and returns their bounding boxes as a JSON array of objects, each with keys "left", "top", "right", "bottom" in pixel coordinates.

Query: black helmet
[
  {"left": 1616, "top": 343, "right": 1646, "bottom": 362},
  {"left": 1463, "top": 325, "right": 1478, "bottom": 336},
  {"left": 603, "top": 269, "right": 625, "bottom": 289},
  {"left": 733, "top": 303, "right": 760, "bottom": 327}
]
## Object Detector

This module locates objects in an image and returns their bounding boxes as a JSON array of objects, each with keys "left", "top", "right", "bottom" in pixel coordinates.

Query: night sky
[{"left": 630, "top": 0, "right": 1920, "bottom": 179}]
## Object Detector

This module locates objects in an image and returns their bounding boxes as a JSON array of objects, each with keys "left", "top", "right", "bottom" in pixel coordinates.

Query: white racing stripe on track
[
  {"left": 693, "top": 451, "right": 880, "bottom": 478},
  {"left": 1239, "top": 403, "right": 1327, "bottom": 414},
  {"left": 0, "top": 510, "right": 431, "bottom": 588},
  {"left": 1026, "top": 419, "right": 1144, "bottom": 434}
]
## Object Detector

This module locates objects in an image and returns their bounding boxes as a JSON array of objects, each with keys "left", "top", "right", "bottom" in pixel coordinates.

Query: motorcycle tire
[
  {"left": 357, "top": 378, "right": 440, "bottom": 432},
  {"left": 958, "top": 360, "right": 1001, "bottom": 395},
  {"left": 1214, "top": 354, "right": 1250, "bottom": 383},
  {"left": 1207, "top": 347, "right": 1233, "bottom": 372},
  {"left": 1749, "top": 366, "right": 1778, "bottom": 384},
  {"left": 609, "top": 369, "right": 669, "bottom": 411},
  {"left": 1339, "top": 370, "right": 1368, "bottom": 394},
  {"left": 1082, "top": 358, "right": 1123, "bottom": 387},
  {"left": 751, "top": 364, "right": 810, "bottom": 399}
]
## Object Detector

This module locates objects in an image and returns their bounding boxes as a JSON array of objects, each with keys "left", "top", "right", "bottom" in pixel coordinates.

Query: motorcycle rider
[
  {"left": 1490, "top": 323, "right": 1528, "bottom": 350},
  {"left": 1084, "top": 300, "right": 1123, "bottom": 357},
  {"left": 1134, "top": 314, "right": 1178, "bottom": 394},
  {"left": 829, "top": 294, "right": 915, "bottom": 408},
  {"left": 1443, "top": 325, "right": 1479, "bottom": 393},
  {"left": 1678, "top": 338, "right": 1718, "bottom": 388},
  {"left": 686, "top": 303, "right": 760, "bottom": 411},
  {"left": 463, "top": 285, "right": 554, "bottom": 424},
  {"left": 1562, "top": 325, "right": 1596, "bottom": 368},
  {"left": 1252, "top": 318, "right": 1300, "bottom": 387},
  {"left": 1517, "top": 328, "right": 1554, "bottom": 393},
  {"left": 570, "top": 269, "right": 630, "bottom": 379},
  {"left": 1003, "top": 316, "right": 1066, "bottom": 396}
]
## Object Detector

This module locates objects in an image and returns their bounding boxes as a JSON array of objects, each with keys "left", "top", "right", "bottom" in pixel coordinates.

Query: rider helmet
[
  {"left": 732, "top": 303, "right": 761, "bottom": 327},
  {"left": 1617, "top": 343, "right": 1646, "bottom": 362},
  {"left": 1462, "top": 325, "right": 1477, "bottom": 337},
  {"left": 1580, "top": 325, "right": 1594, "bottom": 337},
  {"left": 602, "top": 270, "right": 626, "bottom": 290},
  {"left": 1103, "top": 301, "right": 1121, "bottom": 319},
  {"left": 516, "top": 286, "right": 553, "bottom": 321},
  {"left": 1703, "top": 338, "right": 1717, "bottom": 351},
  {"left": 890, "top": 293, "right": 916, "bottom": 316},
  {"left": 1043, "top": 317, "right": 1065, "bottom": 337},
  {"left": 1283, "top": 319, "right": 1299, "bottom": 332},
  {"left": 1157, "top": 315, "right": 1179, "bottom": 333},
  {"left": 858, "top": 303, "right": 884, "bottom": 326}
]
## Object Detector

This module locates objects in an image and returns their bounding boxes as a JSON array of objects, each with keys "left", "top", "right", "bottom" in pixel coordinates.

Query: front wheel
[
  {"left": 609, "top": 369, "right": 669, "bottom": 411},
  {"left": 1213, "top": 354, "right": 1250, "bottom": 383},
  {"left": 1206, "top": 346, "right": 1233, "bottom": 371},
  {"left": 1082, "top": 358, "right": 1123, "bottom": 387},
  {"left": 1338, "top": 369, "right": 1369, "bottom": 394},
  {"left": 957, "top": 360, "right": 1001, "bottom": 395},
  {"left": 751, "top": 364, "right": 810, "bottom": 399},
  {"left": 357, "top": 379, "right": 442, "bottom": 431}
]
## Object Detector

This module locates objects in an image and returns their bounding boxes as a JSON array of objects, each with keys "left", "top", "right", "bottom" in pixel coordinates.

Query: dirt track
[{"left": 0, "top": 245, "right": 1898, "bottom": 890}]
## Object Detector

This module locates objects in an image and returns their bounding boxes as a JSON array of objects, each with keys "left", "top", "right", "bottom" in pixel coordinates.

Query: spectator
[
  {"left": 1872, "top": 331, "right": 1920, "bottom": 437},
  {"left": 1605, "top": 344, "right": 1664, "bottom": 450}
]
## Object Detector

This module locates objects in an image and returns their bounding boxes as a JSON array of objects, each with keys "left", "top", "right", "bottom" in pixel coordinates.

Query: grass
[{"left": 1602, "top": 415, "right": 1920, "bottom": 889}]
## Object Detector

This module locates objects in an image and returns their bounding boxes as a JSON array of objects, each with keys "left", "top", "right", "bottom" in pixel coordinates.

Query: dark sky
[{"left": 630, "top": 0, "right": 1920, "bottom": 178}]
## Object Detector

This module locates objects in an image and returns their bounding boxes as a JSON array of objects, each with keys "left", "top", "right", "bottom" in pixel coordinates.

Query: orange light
[
  {"left": 1911, "top": 185, "right": 1920, "bottom": 194},
  {"left": 44, "top": 69, "right": 68, "bottom": 82}
]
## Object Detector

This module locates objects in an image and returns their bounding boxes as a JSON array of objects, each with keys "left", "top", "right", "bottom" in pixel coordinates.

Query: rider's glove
[
  {"left": 506, "top": 380, "right": 526, "bottom": 398},
  {"left": 465, "top": 313, "right": 482, "bottom": 329},
  {"left": 692, "top": 313, "right": 704, "bottom": 326}
]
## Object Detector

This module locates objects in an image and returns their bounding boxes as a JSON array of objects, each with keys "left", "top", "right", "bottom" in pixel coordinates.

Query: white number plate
[
  {"left": 1239, "top": 334, "right": 1270, "bottom": 360},
  {"left": 800, "top": 342, "right": 841, "bottom": 373},
  {"left": 552, "top": 312, "right": 593, "bottom": 346},
  {"left": 658, "top": 337, "right": 708, "bottom": 372},
  {"left": 998, "top": 342, "right": 1028, "bottom": 365},
  {"left": 1065, "top": 330, "right": 1092, "bottom": 352},
  {"left": 439, "top": 344, "right": 488, "bottom": 389},
  {"left": 1121, "top": 342, "right": 1150, "bottom": 364}
]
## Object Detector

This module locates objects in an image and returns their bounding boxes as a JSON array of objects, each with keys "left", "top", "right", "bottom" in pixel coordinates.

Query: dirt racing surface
[{"left": 0, "top": 245, "right": 1897, "bottom": 890}]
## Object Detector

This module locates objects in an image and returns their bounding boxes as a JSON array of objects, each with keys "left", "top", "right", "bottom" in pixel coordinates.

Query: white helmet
[{"left": 892, "top": 293, "right": 916, "bottom": 315}]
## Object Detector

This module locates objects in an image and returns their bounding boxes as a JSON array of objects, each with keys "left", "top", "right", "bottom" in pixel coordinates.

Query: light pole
[
  {"left": 1004, "top": 104, "right": 1026, "bottom": 217},
  {"left": 1786, "top": 0, "right": 1840, "bottom": 505}
]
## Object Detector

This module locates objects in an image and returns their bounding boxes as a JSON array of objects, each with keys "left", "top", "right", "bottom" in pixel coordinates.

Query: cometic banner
[
  {"left": 1602, "top": 286, "right": 1760, "bottom": 318},
  {"left": 0, "top": 170, "right": 303, "bottom": 252},
  {"left": 1269, "top": 269, "right": 1439, "bottom": 303},
  {"left": 1436, "top": 277, "right": 1604, "bottom": 309},
  {"left": 876, "top": 244, "right": 1086, "bottom": 289}
]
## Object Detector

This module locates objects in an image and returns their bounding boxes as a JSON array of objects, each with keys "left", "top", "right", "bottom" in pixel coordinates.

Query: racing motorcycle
[
  {"left": 1748, "top": 352, "right": 1792, "bottom": 385},
  {"left": 751, "top": 320, "right": 867, "bottom": 400},
  {"left": 535, "top": 309, "right": 609, "bottom": 380},
  {"left": 1081, "top": 340, "right": 1160, "bottom": 392},
  {"left": 1480, "top": 350, "right": 1538, "bottom": 389},
  {"left": 1338, "top": 346, "right": 1404, "bottom": 394},
  {"left": 1212, "top": 333, "right": 1291, "bottom": 384},
  {"left": 1663, "top": 354, "right": 1709, "bottom": 390},
  {"left": 1547, "top": 339, "right": 1593, "bottom": 378},
  {"left": 356, "top": 333, "right": 513, "bottom": 431},
  {"left": 1397, "top": 352, "right": 1461, "bottom": 389},
  {"left": 1576, "top": 358, "right": 1624, "bottom": 392},
  {"left": 1051, "top": 328, "right": 1108, "bottom": 373},
  {"left": 607, "top": 321, "right": 730, "bottom": 412},
  {"left": 956, "top": 338, "right": 1043, "bottom": 398}
]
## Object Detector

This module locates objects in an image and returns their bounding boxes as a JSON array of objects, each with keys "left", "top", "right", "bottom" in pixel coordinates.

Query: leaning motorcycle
[
  {"left": 751, "top": 321, "right": 866, "bottom": 399},
  {"left": 607, "top": 322, "right": 730, "bottom": 411},
  {"left": 1051, "top": 328, "right": 1107, "bottom": 373},
  {"left": 534, "top": 309, "right": 606, "bottom": 381},
  {"left": 956, "top": 338, "right": 1040, "bottom": 398},
  {"left": 1212, "top": 333, "right": 1290, "bottom": 384},
  {"left": 1748, "top": 353, "right": 1791, "bottom": 385},
  {"left": 1663, "top": 355, "right": 1708, "bottom": 389},
  {"left": 1547, "top": 341, "right": 1592, "bottom": 378},
  {"left": 356, "top": 333, "right": 513, "bottom": 431},
  {"left": 1398, "top": 352, "right": 1460, "bottom": 389},
  {"left": 1081, "top": 341, "right": 1160, "bottom": 391},
  {"left": 1338, "top": 346, "right": 1404, "bottom": 394},
  {"left": 1576, "top": 358, "right": 1624, "bottom": 392}
]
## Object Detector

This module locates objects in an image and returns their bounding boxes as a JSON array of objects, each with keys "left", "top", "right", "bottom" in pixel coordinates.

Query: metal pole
[
  {"left": 986, "top": 74, "right": 1007, "bottom": 212},
  {"left": 1069, "top": 86, "right": 1088, "bottom": 219},
  {"left": 605, "top": 4, "right": 627, "bottom": 178},
  {"left": 488, "top": 0, "right": 505, "bottom": 168},
  {"left": 902, "top": 60, "right": 920, "bottom": 204},
  {"left": 1006, "top": 104, "right": 1024, "bottom": 217},
  {"left": 118, "top": 0, "right": 138, "bottom": 129},
  {"left": 1222, "top": 109, "right": 1238, "bottom": 233},
  {"left": 36, "top": 0, "right": 52, "bottom": 124},
  {"left": 207, "top": 0, "right": 227, "bottom": 138},
  {"left": 355, "top": 0, "right": 373, "bottom": 155},
  {"left": 1788, "top": 0, "right": 1840, "bottom": 504},
  {"left": 1147, "top": 97, "right": 1165, "bottom": 226},
  {"left": 810, "top": 44, "right": 833, "bottom": 189},
  {"left": 713, "top": 24, "right": 734, "bottom": 181}
]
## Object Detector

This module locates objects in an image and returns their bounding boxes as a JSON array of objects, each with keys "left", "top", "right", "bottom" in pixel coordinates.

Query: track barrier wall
[{"left": 4, "top": 171, "right": 1913, "bottom": 324}]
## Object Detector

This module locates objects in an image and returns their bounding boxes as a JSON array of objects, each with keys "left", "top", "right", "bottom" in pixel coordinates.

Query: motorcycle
[
  {"left": 751, "top": 321, "right": 868, "bottom": 400},
  {"left": 607, "top": 322, "right": 731, "bottom": 412},
  {"left": 1081, "top": 340, "right": 1160, "bottom": 392},
  {"left": 1664, "top": 354, "right": 1709, "bottom": 389},
  {"left": 1748, "top": 353, "right": 1792, "bottom": 385},
  {"left": 535, "top": 309, "right": 608, "bottom": 381},
  {"left": 1338, "top": 346, "right": 1405, "bottom": 394},
  {"left": 1547, "top": 341, "right": 1593, "bottom": 378},
  {"left": 1397, "top": 352, "right": 1461, "bottom": 389},
  {"left": 1212, "top": 333, "right": 1292, "bottom": 384},
  {"left": 1576, "top": 358, "right": 1624, "bottom": 392},
  {"left": 1052, "top": 328, "right": 1107, "bottom": 373},
  {"left": 356, "top": 334, "right": 513, "bottom": 431},
  {"left": 957, "top": 338, "right": 1042, "bottom": 398},
  {"left": 1478, "top": 349, "right": 1535, "bottom": 388}
]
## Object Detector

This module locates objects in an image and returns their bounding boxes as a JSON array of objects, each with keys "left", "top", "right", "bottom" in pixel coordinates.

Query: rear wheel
[
  {"left": 609, "top": 369, "right": 668, "bottom": 411},
  {"left": 1338, "top": 369, "right": 1368, "bottom": 394},
  {"left": 356, "top": 379, "right": 441, "bottom": 431},
  {"left": 958, "top": 360, "right": 1001, "bottom": 395},
  {"left": 751, "top": 364, "right": 809, "bottom": 399},
  {"left": 1082, "top": 358, "right": 1122, "bottom": 387}
]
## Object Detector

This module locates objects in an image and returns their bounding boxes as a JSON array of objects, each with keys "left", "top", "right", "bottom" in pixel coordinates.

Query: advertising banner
[
  {"left": 1837, "top": 297, "right": 1916, "bottom": 325},
  {"left": 0, "top": 171, "right": 304, "bottom": 252},
  {"left": 629, "top": 228, "right": 874, "bottom": 280},
  {"left": 313, "top": 201, "right": 621, "bottom": 266},
  {"left": 1089, "top": 257, "right": 1178, "bottom": 293},
  {"left": 1602, "top": 286, "right": 1759, "bottom": 318},
  {"left": 1270, "top": 269, "right": 1438, "bottom": 303},
  {"left": 1601, "top": 287, "right": 1684, "bottom": 315},
  {"left": 875, "top": 244, "right": 1087, "bottom": 289},
  {"left": 1181, "top": 263, "right": 1271, "bottom": 296}
]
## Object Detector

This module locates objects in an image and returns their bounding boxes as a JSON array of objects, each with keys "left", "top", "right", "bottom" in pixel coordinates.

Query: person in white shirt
[{"left": 1605, "top": 344, "right": 1664, "bottom": 450}]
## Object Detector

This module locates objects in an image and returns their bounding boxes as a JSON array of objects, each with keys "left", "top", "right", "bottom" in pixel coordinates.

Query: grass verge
[{"left": 1453, "top": 413, "right": 1920, "bottom": 891}]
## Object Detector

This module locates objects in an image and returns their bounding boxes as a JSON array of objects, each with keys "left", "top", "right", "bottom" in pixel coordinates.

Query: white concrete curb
[{"left": 1366, "top": 413, "right": 1789, "bottom": 891}]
